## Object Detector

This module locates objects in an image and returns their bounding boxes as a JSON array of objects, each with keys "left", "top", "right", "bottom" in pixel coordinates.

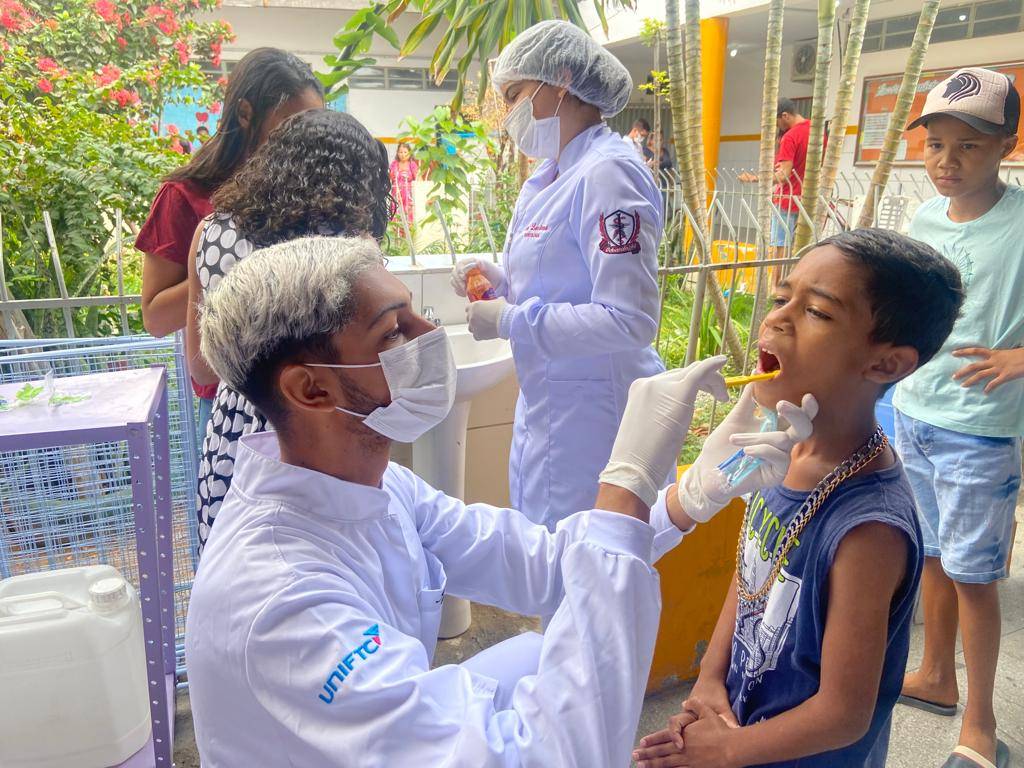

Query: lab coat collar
[
  {"left": 232, "top": 432, "right": 392, "bottom": 522},
  {"left": 557, "top": 122, "right": 608, "bottom": 175}
]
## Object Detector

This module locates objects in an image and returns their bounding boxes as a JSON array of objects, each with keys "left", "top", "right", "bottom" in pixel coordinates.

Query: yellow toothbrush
[{"left": 724, "top": 371, "right": 780, "bottom": 388}]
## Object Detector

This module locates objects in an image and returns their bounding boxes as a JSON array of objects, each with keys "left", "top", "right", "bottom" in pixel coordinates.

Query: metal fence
[
  {"left": 0, "top": 334, "right": 199, "bottom": 686},
  {"left": 2, "top": 163, "right": 1023, "bottom": 656}
]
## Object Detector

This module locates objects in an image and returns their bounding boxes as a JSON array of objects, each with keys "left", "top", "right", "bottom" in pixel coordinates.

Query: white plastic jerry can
[{"left": 0, "top": 564, "right": 152, "bottom": 768}]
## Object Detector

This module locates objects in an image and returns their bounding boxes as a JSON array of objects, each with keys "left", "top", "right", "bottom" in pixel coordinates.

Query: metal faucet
[{"left": 422, "top": 306, "right": 441, "bottom": 327}]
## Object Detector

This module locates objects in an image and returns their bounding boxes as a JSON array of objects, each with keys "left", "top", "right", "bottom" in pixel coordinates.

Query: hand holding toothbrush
[{"left": 677, "top": 385, "right": 818, "bottom": 523}]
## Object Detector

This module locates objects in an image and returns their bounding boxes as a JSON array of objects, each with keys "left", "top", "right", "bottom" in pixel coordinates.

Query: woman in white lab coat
[{"left": 452, "top": 20, "right": 666, "bottom": 529}]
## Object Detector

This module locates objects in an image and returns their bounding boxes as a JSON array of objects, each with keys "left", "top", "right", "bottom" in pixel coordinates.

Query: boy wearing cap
[{"left": 895, "top": 67, "right": 1023, "bottom": 768}]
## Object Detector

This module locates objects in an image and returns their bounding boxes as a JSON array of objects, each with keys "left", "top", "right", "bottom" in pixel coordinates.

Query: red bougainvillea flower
[
  {"left": 1, "top": 0, "right": 34, "bottom": 31},
  {"left": 216, "top": 76, "right": 228, "bottom": 89},
  {"left": 209, "top": 101, "right": 221, "bottom": 115},
  {"left": 43, "top": 18, "right": 58, "bottom": 29},
  {"left": 96, "top": 63, "right": 122, "bottom": 86},
  {"left": 174, "top": 39, "right": 189, "bottom": 65},
  {"left": 195, "top": 111, "right": 208, "bottom": 123},
  {"left": 166, "top": 123, "right": 179, "bottom": 135},
  {"left": 93, "top": 0, "right": 117, "bottom": 22},
  {"left": 112, "top": 88, "right": 141, "bottom": 108},
  {"left": 37, "top": 77, "right": 54, "bottom": 93},
  {"left": 37, "top": 56, "right": 59, "bottom": 72},
  {"left": 116, "top": 35, "right": 127, "bottom": 48}
]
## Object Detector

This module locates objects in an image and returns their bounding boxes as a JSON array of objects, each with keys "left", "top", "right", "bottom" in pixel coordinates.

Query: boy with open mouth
[{"left": 636, "top": 228, "right": 964, "bottom": 768}]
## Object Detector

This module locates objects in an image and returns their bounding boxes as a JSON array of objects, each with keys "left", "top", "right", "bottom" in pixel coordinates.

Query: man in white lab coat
[{"left": 185, "top": 235, "right": 809, "bottom": 766}]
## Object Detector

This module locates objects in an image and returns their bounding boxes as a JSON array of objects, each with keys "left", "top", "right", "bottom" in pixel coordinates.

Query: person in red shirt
[
  {"left": 771, "top": 98, "right": 812, "bottom": 250},
  {"left": 136, "top": 47, "right": 324, "bottom": 434},
  {"left": 739, "top": 99, "right": 825, "bottom": 256}
]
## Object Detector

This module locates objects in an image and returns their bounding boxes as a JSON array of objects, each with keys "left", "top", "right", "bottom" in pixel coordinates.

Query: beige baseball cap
[{"left": 908, "top": 67, "right": 1020, "bottom": 135}]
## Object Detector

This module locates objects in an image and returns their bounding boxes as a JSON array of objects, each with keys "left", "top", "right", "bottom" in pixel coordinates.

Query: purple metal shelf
[{"left": 0, "top": 367, "right": 176, "bottom": 767}]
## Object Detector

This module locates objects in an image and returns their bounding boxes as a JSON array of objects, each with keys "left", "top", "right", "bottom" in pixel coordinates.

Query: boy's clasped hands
[{"left": 635, "top": 682, "right": 741, "bottom": 768}]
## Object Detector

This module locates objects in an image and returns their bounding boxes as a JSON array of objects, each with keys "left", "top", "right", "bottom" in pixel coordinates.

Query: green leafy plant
[
  {"left": 638, "top": 69, "right": 670, "bottom": 98},
  {"left": 320, "top": 0, "right": 636, "bottom": 112},
  {"left": 397, "top": 106, "right": 495, "bottom": 224},
  {"left": 1, "top": 0, "right": 232, "bottom": 337}
]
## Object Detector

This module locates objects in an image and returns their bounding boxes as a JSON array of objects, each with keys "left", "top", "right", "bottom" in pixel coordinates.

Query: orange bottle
[{"left": 465, "top": 267, "right": 498, "bottom": 302}]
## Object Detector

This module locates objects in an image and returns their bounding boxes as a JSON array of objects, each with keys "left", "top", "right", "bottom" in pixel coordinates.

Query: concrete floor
[{"left": 172, "top": 523, "right": 1024, "bottom": 767}]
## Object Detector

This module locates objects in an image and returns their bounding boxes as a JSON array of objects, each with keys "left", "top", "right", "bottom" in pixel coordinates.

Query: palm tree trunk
[
  {"left": 653, "top": 30, "right": 662, "bottom": 182},
  {"left": 666, "top": 0, "right": 700, "bottom": 217},
  {"left": 817, "top": 0, "right": 871, "bottom": 228},
  {"left": 665, "top": 0, "right": 743, "bottom": 362},
  {"left": 752, "top": 0, "right": 786, "bottom": 334},
  {"left": 683, "top": 0, "right": 707, "bottom": 206},
  {"left": 857, "top": 0, "right": 940, "bottom": 228},
  {"left": 792, "top": 0, "right": 835, "bottom": 251}
]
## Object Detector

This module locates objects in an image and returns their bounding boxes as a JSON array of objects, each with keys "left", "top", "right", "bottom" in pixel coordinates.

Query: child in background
[
  {"left": 634, "top": 228, "right": 964, "bottom": 768},
  {"left": 894, "top": 68, "right": 1023, "bottom": 768}
]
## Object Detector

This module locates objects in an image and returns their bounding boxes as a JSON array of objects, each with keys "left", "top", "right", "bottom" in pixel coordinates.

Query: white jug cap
[{"left": 89, "top": 577, "right": 128, "bottom": 610}]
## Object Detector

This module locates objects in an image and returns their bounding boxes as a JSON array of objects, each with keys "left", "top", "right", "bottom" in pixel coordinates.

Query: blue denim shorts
[
  {"left": 894, "top": 409, "right": 1021, "bottom": 583},
  {"left": 770, "top": 209, "right": 799, "bottom": 247}
]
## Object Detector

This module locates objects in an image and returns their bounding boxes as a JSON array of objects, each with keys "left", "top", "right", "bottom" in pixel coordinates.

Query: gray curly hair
[{"left": 200, "top": 235, "right": 383, "bottom": 412}]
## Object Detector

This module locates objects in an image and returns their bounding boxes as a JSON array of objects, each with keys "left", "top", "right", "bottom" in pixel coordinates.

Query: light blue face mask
[{"left": 307, "top": 326, "right": 456, "bottom": 443}]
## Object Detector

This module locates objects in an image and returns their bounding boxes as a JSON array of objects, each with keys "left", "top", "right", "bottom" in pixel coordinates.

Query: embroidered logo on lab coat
[
  {"left": 598, "top": 210, "right": 641, "bottom": 254},
  {"left": 317, "top": 625, "right": 382, "bottom": 703}
]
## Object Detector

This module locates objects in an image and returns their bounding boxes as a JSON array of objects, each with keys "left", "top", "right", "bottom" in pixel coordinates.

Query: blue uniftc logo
[{"left": 318, "top": 625, "right": 382, "bottom": 704}]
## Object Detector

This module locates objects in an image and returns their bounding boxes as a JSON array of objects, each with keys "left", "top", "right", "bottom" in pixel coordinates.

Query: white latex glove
[
  {"left": 599, "top": 356, "right": 729, "bottom": 508},
  {"left": 466, "top": 297, "right": 508, "bottom": 341},
  {"left": 678, "top": 385, "right": 818, "bottom": 522},
  {"left": 450, "top": 258, "right": 507, "bottom": 298}
]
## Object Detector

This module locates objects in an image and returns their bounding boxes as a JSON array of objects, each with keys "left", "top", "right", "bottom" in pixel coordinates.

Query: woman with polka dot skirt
[{"left": 185, "top": 109, "right": 394, "bottom": 554}]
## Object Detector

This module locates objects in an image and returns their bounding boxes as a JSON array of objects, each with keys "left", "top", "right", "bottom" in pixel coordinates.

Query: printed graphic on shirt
[
  {"left": 318, "top": 625, "right": 383, "bottom": 704},
  {"left": 732, "top": 493, "right": 804, "bottom": 684},
  {"left": 941, "top": 241, "right": 975, "bottom": 291},
  {"left": 598, "top": 210, "right": 642, "bottom": 254},
  {"left": 522, "top": 223, "right": 551, "bottom": 240}
]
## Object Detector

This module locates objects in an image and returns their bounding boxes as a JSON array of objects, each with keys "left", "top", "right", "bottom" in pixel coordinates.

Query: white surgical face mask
[
  {"left": 503, "top": 83, "right": 566, "bottom": 160},
  {"left": 307, "top": 326, "right": 456, "bottom": 443}
]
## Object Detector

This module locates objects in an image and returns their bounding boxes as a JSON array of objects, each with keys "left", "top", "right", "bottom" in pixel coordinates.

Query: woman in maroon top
[{"left": 136, "top": 47, "right": 324, "bottom": 429}]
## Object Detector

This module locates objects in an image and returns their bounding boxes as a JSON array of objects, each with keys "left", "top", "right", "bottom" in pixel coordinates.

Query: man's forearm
[
  {"left": 595, "top": 483, "right": 650, "bottom": 525},
  {"left": 720, "top": 692, "right": 869, "bottom": 767}
]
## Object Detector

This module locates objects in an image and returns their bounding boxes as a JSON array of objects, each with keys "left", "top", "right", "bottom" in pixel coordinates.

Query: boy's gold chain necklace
[{"left": 735, "top": 426, "right": 888, "bottom": 605}]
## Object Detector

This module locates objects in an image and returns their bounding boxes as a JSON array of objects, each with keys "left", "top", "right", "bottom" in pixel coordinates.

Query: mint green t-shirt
[{"left": 893, "top": 184, "right": 1024, "bottom": 437}]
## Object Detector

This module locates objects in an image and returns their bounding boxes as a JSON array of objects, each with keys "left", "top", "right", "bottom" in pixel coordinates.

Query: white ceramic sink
[
  {"left": 445, "top": 324, "right": 514, "bottom": 403},
  {"left": 413, "top": 322, "right": 514, "bottom": 639}
]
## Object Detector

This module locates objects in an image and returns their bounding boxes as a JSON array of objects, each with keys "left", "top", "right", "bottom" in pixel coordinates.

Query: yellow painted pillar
[{"left": 700, "top": 17, "right": 729, "bottom": 192}]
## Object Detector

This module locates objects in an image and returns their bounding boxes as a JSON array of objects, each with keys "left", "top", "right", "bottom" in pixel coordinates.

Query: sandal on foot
[
  {"left": 898, "top": 693, "right": 958, "bottom": 716},
  {"left": 941, "top": 741, "right": 1010, "bottom": 768}
]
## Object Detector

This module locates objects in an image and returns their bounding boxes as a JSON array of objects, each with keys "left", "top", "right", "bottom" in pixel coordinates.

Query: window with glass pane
[
  {"left": 931, "top": 23, "right": 970, "bottom": 41},
  {"left": 427, "top": 71, "right": 458, "bottom": 91},
  {"left": 861, "top": 35, "right": 881, "bottom": 52},
  {"left": 885, "top": 13, "right": 921, "bottom": 33},
  {"left": 975, "top": 0, "right": 1021, "bottom": 20},
  {"left": 388, "top": 67, "right": 426, "bottom": 90},
  {"left": 350, "top": 67, "right": 386, "bottom": 89},
  {"left": 972, "top": 17, "right": 1018, "bottom": 35},
  {"left": 936, "top": 5, "right": 972, "bottom": 24},
  {"left": 882, "top": 31, "right": 915, "bottom": 49}
]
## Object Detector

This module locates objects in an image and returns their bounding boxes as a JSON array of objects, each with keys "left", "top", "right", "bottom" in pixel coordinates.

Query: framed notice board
[{"left": 855, "top": 61, "right": 1024, "bottom": 166}]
